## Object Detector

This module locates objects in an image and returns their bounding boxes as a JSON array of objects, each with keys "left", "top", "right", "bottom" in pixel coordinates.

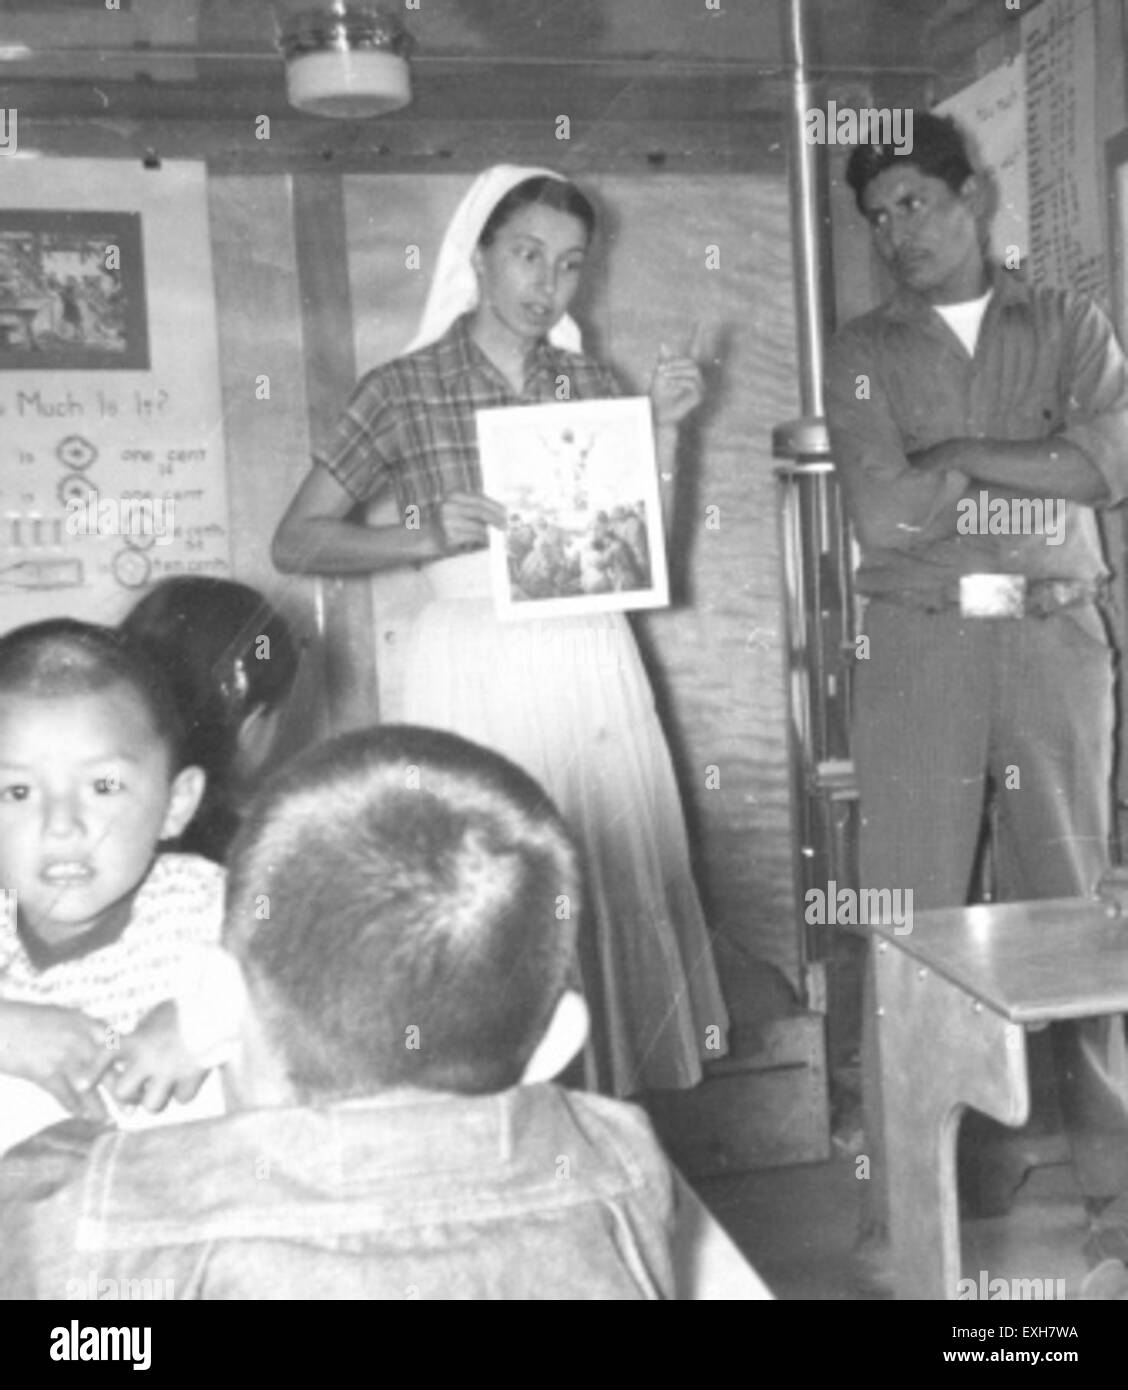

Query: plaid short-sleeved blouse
[{"left": 315, "top": 313, "right": 621, "bottom": 510}]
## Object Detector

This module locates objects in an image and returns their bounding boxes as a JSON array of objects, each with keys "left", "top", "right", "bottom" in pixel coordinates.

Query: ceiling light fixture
[{"left": 279, "top": 4, "right": 415, "bottom": 118}]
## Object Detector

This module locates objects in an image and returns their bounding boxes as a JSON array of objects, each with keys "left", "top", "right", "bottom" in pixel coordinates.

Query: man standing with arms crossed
[{"left": 826, "top": 112, "right": 1128, "bottom": 1289}]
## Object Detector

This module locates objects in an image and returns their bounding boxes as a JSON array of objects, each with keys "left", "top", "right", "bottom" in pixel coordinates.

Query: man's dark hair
[
  {"left": 846, "top": 111, "right": 975, "bottom": 213},
  {"left": 0, "top": 617, "right": 186, "bottom": 766},
  {"left": 224, "top": 724, "right": 582, "bottom": 1100}
]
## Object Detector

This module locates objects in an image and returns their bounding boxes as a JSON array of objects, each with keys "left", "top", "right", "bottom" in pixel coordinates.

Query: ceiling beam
[
  {"left": 11, "top": 112, "right": 787, "bottom": 175},
  {"left": 3, "top": 65, "right": 793, "bottom": 123}
]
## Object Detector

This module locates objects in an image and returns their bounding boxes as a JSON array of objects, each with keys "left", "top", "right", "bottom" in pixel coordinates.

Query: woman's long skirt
[{"left": 399, "top": 552, "right": 729, "bottom": 1096}]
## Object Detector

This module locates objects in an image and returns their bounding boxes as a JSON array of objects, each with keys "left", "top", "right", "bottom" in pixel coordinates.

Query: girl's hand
[
  {"left": 0, "top": 1000, "right": 113, "bottom": 1119},
  {"left": 434, "top": 491, "right": 507, "bottom": 552},
  {"left": 109, "top": 1000, "right": 208, "bottom": 1113},
  {"left": 650, "top": 342, "right": 704, "bottom": 430}
]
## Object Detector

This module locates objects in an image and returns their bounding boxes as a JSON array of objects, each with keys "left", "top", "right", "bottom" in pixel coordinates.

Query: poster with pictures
[
  {"left": 0, "top": 209, "right": 150, "bottom": 371},
  {"left": 0, "top": 158, "right": 231, "bottom": 633},
  {"left": 476, "top": 396, "right": 669, "bottom": 620}
]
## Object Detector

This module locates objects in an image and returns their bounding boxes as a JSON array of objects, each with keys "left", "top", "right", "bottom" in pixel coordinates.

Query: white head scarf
[{"left": 405, "top": 163, "right": 585, "bottom": 355}]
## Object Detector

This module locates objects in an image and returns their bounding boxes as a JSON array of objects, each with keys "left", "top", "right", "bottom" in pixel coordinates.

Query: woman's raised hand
[{"left": 649, "top": 334, "right": 705, "bottom": 430}]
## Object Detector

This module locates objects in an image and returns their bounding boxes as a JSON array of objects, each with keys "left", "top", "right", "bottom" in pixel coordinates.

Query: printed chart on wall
[
  {"left": 0, "top": 158, "right": 230, "bottom": 633},
  {"left": 1022, "top": 0, "right": 1108, "bottom": 302},
  {"left": 935, "top": 0, "right": 1106, "bottom": 305},
  {"left": 935, "top": 55, "right": 1028, "bottom": 265}
]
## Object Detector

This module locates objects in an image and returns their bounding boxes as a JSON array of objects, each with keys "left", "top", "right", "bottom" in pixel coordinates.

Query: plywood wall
[
  {"left": 207, "top": 173, "right": 328, "bottom": 759},
  {"left": 592, "top": 173, "right": 802, "bottom": 992}
]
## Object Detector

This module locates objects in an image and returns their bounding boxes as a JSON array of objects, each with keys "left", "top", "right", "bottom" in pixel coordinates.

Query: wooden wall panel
[
  {"left": 206, "top": 173, "right": 327, "bottom": 758},
  {"left": 207, "top": 175, "right": 309, "bottom": 599},
  {"left": 289, "top": 174, "right": 379, "bottom": 737},
  {"left": 590, "top": 173, "right": 801, "bottom": 990},
  {"left": 342, "top": 170, "right": 802, "bottom": 990}
]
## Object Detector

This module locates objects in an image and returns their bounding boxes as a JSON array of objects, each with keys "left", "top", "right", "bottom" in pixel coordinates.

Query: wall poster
[{"left": 0, "top": 157, "right": 231, "bottom": 633}]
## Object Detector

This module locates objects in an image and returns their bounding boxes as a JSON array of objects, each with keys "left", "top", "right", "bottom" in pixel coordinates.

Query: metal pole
[
  {"left": 782, "top": 0, "right": 826, "bottom": 421},
  {"left": 773, "top": 0, "right": 859, "bottom": 1000}
]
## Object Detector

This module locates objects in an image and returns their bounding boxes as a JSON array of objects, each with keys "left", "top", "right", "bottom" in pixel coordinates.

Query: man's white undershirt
[{"left": 933, "top": 289, "right": 993, "bottom": 357}]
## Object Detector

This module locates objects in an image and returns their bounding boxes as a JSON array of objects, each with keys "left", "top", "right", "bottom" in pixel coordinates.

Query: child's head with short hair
[
  {"left": 223, "top": 724, "right": 582, "bottom": 1099},
  {"left": 0, "top": 619, "right": 205, "bottom": 953}
]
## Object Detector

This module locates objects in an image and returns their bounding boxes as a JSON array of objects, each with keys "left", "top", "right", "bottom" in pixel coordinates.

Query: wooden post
[{"left": 292, "top": 172, "right": 379, "bottom": 735}]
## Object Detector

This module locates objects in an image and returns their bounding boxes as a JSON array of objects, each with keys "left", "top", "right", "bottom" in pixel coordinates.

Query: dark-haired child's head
[
  {"left": 0, "top": 619, "right": 204, "bottom": 951},
  {"left": 223, "top": 725, "right": 583, "bottom": 1101},
  {"left": 120, "top": 577, "right": 300, "bottom": 863}
]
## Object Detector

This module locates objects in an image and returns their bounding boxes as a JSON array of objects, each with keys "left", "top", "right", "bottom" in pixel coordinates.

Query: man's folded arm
[
  {"left": 825, "top": 337, "right": 970, "bottom": 551},
  {"left": 1056, "top": 294, "right": 1128, "bottom": 507},
  {"left": 904, "top": 298, "right": 1128, "bottom": 507}
]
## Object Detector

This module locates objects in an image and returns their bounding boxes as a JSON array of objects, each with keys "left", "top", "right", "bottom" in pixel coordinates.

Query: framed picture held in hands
[{"left": 476, "top": 396, "right": 670, "bottom": 621}]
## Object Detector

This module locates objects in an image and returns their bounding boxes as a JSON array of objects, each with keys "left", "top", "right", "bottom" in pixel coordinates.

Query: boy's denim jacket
[{"left": 0, "top": 1082, "right": 675, "bottom": 1300}]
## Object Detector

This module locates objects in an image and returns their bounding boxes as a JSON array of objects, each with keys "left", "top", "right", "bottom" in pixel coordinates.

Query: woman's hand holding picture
[{"left": 434, "top": 490, "right": 507, "bottom": 553}]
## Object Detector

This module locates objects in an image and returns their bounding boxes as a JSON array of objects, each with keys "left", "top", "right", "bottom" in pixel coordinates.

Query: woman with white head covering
[{"left": 274, "top": 165, "right": 728, "bottom": 1095}]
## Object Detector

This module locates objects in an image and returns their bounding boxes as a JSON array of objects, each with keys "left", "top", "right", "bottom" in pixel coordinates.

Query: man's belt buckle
[{"left": 959, "top": 573, "right": 1026, "bottom": 618}]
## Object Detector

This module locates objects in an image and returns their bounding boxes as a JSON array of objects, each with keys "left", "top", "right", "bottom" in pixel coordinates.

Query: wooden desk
[{"left": 871, "top": 896, "right": 1128, "bottom": 1300}]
